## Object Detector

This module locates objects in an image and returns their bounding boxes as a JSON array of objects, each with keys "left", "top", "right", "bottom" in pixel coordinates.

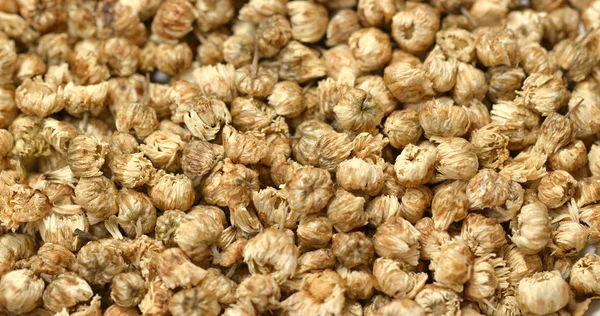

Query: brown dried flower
[
  {"left": 384, "top": 62, "right": 434, "bottom": 104},
  {"left": 373, "top": 217, "right": 421, "bottom": 266},
  {"left": 326, "top": 9, "right": 361, "bottom": 46},
  {"left": 373, "top": 258, "right": 427, "bottom": 299},
  {"left": 419, "top": 98, "right": 470, "bottom": 138},
  {"left": 244, "top": 228, "right": 298, "bottom": 284},
  {"left": 0, "top": 269, "right": 45, "bottom": 314},
  {"left": 349, "top": 27, "right": 392, "bottom": 72},
  {"left": 391, "top": 3, "right": 440, "bottom": 53}
]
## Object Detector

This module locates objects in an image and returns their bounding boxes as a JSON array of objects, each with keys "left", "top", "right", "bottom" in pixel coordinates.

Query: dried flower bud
[
  {"left": 0, "top": 269, "right": 44, "bottom": 314},
  {"left": 149, "top": 172, "right": 194, "bottom": 211},
  {"left": 222, "top": 34, "right": 254, "bottom": 68},
  {"left": 156, "top": 248, "right": 207, "bottom": 289},
  {"left": 325, "top": 189, "right": 367, "bottom": 232},
  {"left": 357, "top": 0, "right": 395, "bottom": 27},
  {"left": 268, "top": 81, "right": 305, "bottom": 118},
  {"left": 465, "top": 256, "right": 510, "bottom": 302},
  {"left": 334, "top": 88, "right": 383, "bottom": 133},
  {"left": 552, "top": 37, "right": 595, "bottom": 83},
  {"left": 382, "top": 109, "right": 422, "bottom": 149},
  {"left": 486, "top": 66, "right": 525, "bottom": 102},
  {"left": 373, "top": 258, "right": 427, "bottom": 299},
  {"left": 277, "top": 41, "right": 326, "bottom": 83},
  {"left": 490, "top": 100, "right": 540, "bottom": 150},
  {"left": 154, "top": 43, "right": 193, "bottom": 76},
  {"left": 349, "top": 28, "right": 392, "bottom": 72},
  {"left": 62, "top": 81, "right": 109, "bottom": 117},
  {"left": 414, "top": 284, "right": 461, "bottom": 316},
  {"left": 469, "top": 0, "right": 509, "bottom": 27},
  {"left": 373, "top": 217, "right": 421, "bottom": 266},
  {"left": 520, "top": 43, "right": 555, "bottom": 75},
  {"left": 433, "top": 137, "right": 479, "bottom": 180},
  {"left": 98, "top": 37, "right": 140, "bottom": 77},
  {"left": 287, "top": 1, "right": 328, "bottom": 44},
  {"left": 151, "top": 0, "right": 197, "bottom": 42},
  {"left": 115, "top": 102, "right": 159, "bottom": 139},
  {"left": 467, "top": 168, "right": 511, "bottom": 210},
  {"left": 174, "top": 213, "right": 222, "bottom": 263},
  {"left": 181, "top": 140, "right": 223, "bottom": 178},
  {"left": 544, "top": 6, "right": 580, "bottom": 46},
  {"left": 416, "top": 219, "right": 452, "bottom": 259},
  {"left": 313, "top": 131, "right": 351, "bottom": 171},
  {"left": 461, "top": 213, "right": 507, "bottom": 256},
  {"left": 570, "top": 253, "right": 600, "bottom": 296},
  {"left": 331, "top": 232, "right": 372, "bottom": 268},
  {"left": 297, "top": 215, "right": 333, "bottom": 250},
  {"left": 548, "top": 140, "right": 588, "bottom": 173},
  {"left": 583, "top": 0, "right": 600, "bottom": 30},
  {"left": 168, "top": 287, "right": 221, "bottom": 316},
  {"left": 236, "top": 274, "right": 281, "bottom": 312},
  {"left": 391, "top": 3, "right": 440, "bottom": 53},
  {"left": 43, "top": 273, "right": 93, "bottom": 312},
  {"left": 0, "top": 243, "right": 14, "bottom": 275},
  {"left": 401, "top": 186, "right": 433, "bottom": 224},
  {"left": 196, "top": 31, "right": 227, "bottom": 66},
  {"left": 518, "top": 73, "right": 569, "bottom": 116},
  {"left": 66, "top": 135, "right": 106, "bottom": 178},
  {"left": 70, "top": 40, "right": 109, "bottom": 85},
  {"left": 139, "top": 130, "right": 185, "bottom": 172},
  {"left": 195, "top": 0, "right": 234, "bottom": 33},
  {"left": 326, "top": 9, "right": 361, "bottom": 46},
  {"left": 230, "top": 97, "right": 274, "bottom": 132},
  {"left": 253, "top": 15, "right": 291, "bottom": 58},
  {"left": 15, "top": 77, "right": 63, "bottom": 117},
  {"left": 430, "top": 180, "right": 469, "bottom": 230},
  {"left": 436, "top": 27, "right": 476, "bottom": 63},
  {"left": 138, "top": 278, "right": 172, "bottom": 315},
  {"left": 40, "top": 118, "right": 78, "bottom": 155},
  {"left": 419, "top": 98, "right": 470, "bottom": 138},
  {"left": 423, "top": 46, "right": 458, "bottom": 93},
  {"left": 384, "top": 62, "right": 433, "bottom": 103},
  {"left": 334, "top": 266, "right": 374, "bottom": 301},
  {"left": 337, "top": 157, "right": 385, "bottom": 196},
  {"left": 14, "top": 53, "right": 46, "bottom": 84},
  {"left": 537, "top": 171, "right": 578, "bottom": 209},
  {"left": 431, "top": 238, "right": 473, "bottom": 292},
  {"left": 284, "top": 165, "right": 334, "bottom": 214},
  {"left": 244, "top": 228, "right": 298, "bottom": 284},
  {"left": 394, "top": 144, "right": 436, "bottom": 188},
  {"left": 238, "top": 0, "right": 287, "bottom": 24},
  {"left": 74, "top": 240, "right": 125, "bottom": 285},
  {"left": 453, "top": 61, "right": 488, "bottom": 105},
  {"left": 517, "top": 271, "right": 569, "bottom": 314}
]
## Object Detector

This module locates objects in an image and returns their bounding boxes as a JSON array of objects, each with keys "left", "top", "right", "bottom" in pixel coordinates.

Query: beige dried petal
[
  {"left": 243, "top": 228, "right": 298, "bottom": 284},
  {"left": 431, "top": 180, "right": 469, "bottom": 230},
  {"left": 148, "top": 171, "right": 195, "bottom": 211},
  {"left": 414, "top": 284, "right": 461, "bottom": 316},
  {"left": 349, "top": 27, "right": 392, "bottom": 72},
  {"left": 277, "top": 41, "right": 326, "bottom": 83},
  {"left": 326, "top": 9, "right": 361, "bottom": 47},
  {"left": 373, "top": 217, "right": 421, "bottom": 266},
  {"left": 424, "top": 46, "right": 457, "bottom": 94},
  {"left": 287, "top": 1, "right": 328, "bottom": 43},
  {"left": 419, "top": 98, "right": 470, "bottom": 138},
  {"left": 337, "top": 157, "right": 385, "bottom": 196},
  {"left": 373, "top": 258, "right": 427, "bottom": 299},
  {"left": 297, "top": 215, "right": 333, "bottom": 250},
  {"left": 384, "top": 62, "right": 433, "bottom": 103},
  {"left": 461, "top": 213, "right": 507, "bottom": 256},
  {"left": 284, "top": 166, "right": 334, "bottom": 214},
  {"left": 43, "top": 273, "right": 93, "bottom": 312},
  {"left": 394, "top": 144, "right": 436, "bottom": 188},
  {"left": 391, "top": 3, "right": 440, "bottom": 53},
  {"left": 0, "top": 269, "right": 44, "bottom": 314},
  {"left": 431, "top": 238, "right": 473, "bottom": 292},
  {"left": 74, "top": 240, "right": 125, "bottom": 285},
  {"left": 236, "top": 274, "right": 281, "bottom": 312}
]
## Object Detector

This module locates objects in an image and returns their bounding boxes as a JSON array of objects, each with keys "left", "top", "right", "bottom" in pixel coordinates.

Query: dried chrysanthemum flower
[
  {"left": 510, "top": 201, "right": 551, "bottom": 254},
  {"left": 73, "top": 240, "right": 125, "bottom": 285},
  {"left": 0, "top": 182, "right": 53, "bottom": 229},
  {"left": 43, "top": 272, "right": 93, "bottom": 312},
  {"left": 436, "top": 27, "right": 476, "bottom": 63},
  {"left": 156, "top": 248, "right": 207, "bottom": 289},
  {"left": 382, "top": 109, "right": 422, "bottom": 149},
  {"left": 268, "top": 81, "right": 305, "bottom": 118},
  {"left": 475, "top": 27, "right": 520, "bottom": 67},
  {"left": 281, "top": 269, "right": 346, "bottom": 315},
  {"left": 62, "top": 81, "right": 109, "bottom": 117},
  {"left": 139, "top": 129, "right": 185, "bottom": 172},
  {"left": 284, "top": 165, "right": 334, "bottom": 214},
  {"left": 326, "top": 189, "right": 368, "bottom": 233},
  {"left": 337, "top": 157, "right": 385, "bottom": 196},
  {"left": 331, "top": 232, "right": 373, "bottom": 268},
  {"left": 394, "top": 144, "right": 436, "bottom": 188},
  {"left": 252, "top": 187, "right": 298, "bottom": 229},
  {"left": 549, "top": 202, "right": 589, "bottom": 257},
  {"left": 0, "top": 243, "right": 14, "bottom": 275},
  {"left": 181, "top": 139, "right": 223, "bottom": 178},
  {"left": 355, "top": 75, "right": 397, "bottom": 117},
  {"left": 236, "top": 274, "right": 281, "bottom": 312},
  {"left": 486, "top": 66, "right": 525, "bottom": 102},
  {"left": 277, "top": 40, "right": 326, "bottom": 83},
  {"left": 154, "top": 42, "right": 193, "bottom": 76},
  {"left": 432, "top": 137, "right": 479, "bottom": 180},
  {"left": 9, "top": 115, "right": 53, "bottom": 158},
  {"left": 499, "top": 243, "right": 543, "bottom": 286},
  {"left": 38, "top": 212, "right": 88, "bottom": 252},
  {"left": 155, "top": 209, "right": 185, "bottom": 248},
  {"left": 222, "top": 125, "right": 267, "bottom": 165},
  {"left": 453, "top": 61, "right": 488, "bottom": 106},
  {"left": 373, "top": 258, "right": 427, "bottom": 299},
  {"left": 357, "top": 0, "right": 395, "bottom": 27},
  {"left": 469, "top": 0, "right": 510, "bottom": 27},
  {"left": 297, "top": 215, "right": 333, "bottom": 250},
  {"left": 230, "top": 96, "right": 275, "bottom": 132},
  {"left": 66, "top": 135, "right": 106, "bottom": 178},
  {"left": 168, "top": 287, "right": 221, "bottom": 316},
  {"left": 334, "top": 266, "right": 374, "bottom": 301},
  {"left": 466, "top": 168, "right": 511, "bottom": 210},
  {"left": 461, "top": 213, "right": 506, "bottom": 256},
  {"left": 202, "top": 159, "right": 260, "bottom": 211},
  {"left": 151, "top": 0, "right": 197, "bottom": 42},
  {"left": 40, "top": 118, "right": 78, "bottom": 155},
  {"left": 391, "top": 3, "right": 440, "bottom": 53},
  {"left": 520, "top": 43, "right": 555, "bottom": 75},
  {"left": 326, "top": 9, "right": 361, "bottom": 46},
  {"left": 138, "top": 277, "right": 172, "bottom": 315},
  {"left": 373, "top": 217, "right": 421, "bottom": 266},
  {"left": 115, "top": 102, "right": 159, "bottom": 139},
  {"left": 348, "top": 27, "right": 392, "bottom": 72},
  {"left": 414, "top": 284, "right": 461, "bottom": 316},
  {"left": 195, "top": 0, "right": 234, "bottom": 32},
  {"left": 505, "top": 9, "right": 544, "bottom": 45},
  {"left": 384, "top": 62, "right": 433, "bottom": 104},
  {"left": 196, "top": 31, "right": 227, "bottom": 66},
  {"left": 570, "top": 253, "right": 600, "bottom": 296},
  {"left": 333, "top": 88, "right": 383, "bottom": 134},
  {"left": 222, "top": 34, "right": 254, "bottom": 68},
  {"left": 36, "top": 34, "right": 69, "bottom": 65},
  {"left": 98, "top": 37, "right": 140, "bottom": 77},
  {"left": 552, "top": 37, "right": 595, "bottom": 83},
  {"left": 14, "top": 53, "right": 47, "bottom": 84},
  {"left": 465, "top": 256, "right": 510, "bottom": 302},
  {"left": 287, "top": 1, "right": 328, "bottom": 43},
  {"left": 109, "top": 153, "right": 154, "bottom": 188},
  {"left": 15, "top": 77, "right": 63, "bottom": 117},
  {"left": 235, "top": 63, "right": 278, "bottom": 97},
  {"left": 314, "top": 131, "right": 352, "bottom": 171},
  {"left": 469, "top": 124, "right": 509, "bottom": 169},
  {"left": 69, "top": 40, "right": 109, "bottom": 85},
  {"left": 419, "top": 98, "right": 470, "bottom": 138},
  {"left": 244, "top": 228, "right": 298, "bottom": 283},
  {"left": 401, "top": 186, "right": 433, "bottom": 224},
  {"left": 517, "top": 271, "right": 570, "bottom": 314},
  {"left": 188, "top": 64, "right": 236, "bottom": 104},
  {"left": 568, "top": 78, "right": 600, "bottom": 138},
  {"left": 517, "top": 73, "right": 569, "bottom": 116},
  {"left": 548, "top": 140, "right": 588, "bottom": 174},
  {"left": 431, "top": 238, "right": 473, "bottom": 292},
  {"left": 537, "top": 171, "right": 578, "bottom": 209},
  {"left": 174, "top": 212, "right": 222, "bottom": 263},
  {"left": 148, "top": 171, "right": 194, "bottom": 211},
  {"left": 74, "top": 176, "right": 118, "bottom": 225},
  {"left": 255, "top": 14, "right": 292, "bottom": 58},
  {"left": 423, "top": 46, "right": 457, "bottom": 93},
  {"left": 238, "top": 0, "right": 287, "bottom": 24},
  {"left": 0, "top": 269, "right": 45, "bottom": 314},
  {"left": 113, "top": 189, "right": 156, "bottom": 238}
]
